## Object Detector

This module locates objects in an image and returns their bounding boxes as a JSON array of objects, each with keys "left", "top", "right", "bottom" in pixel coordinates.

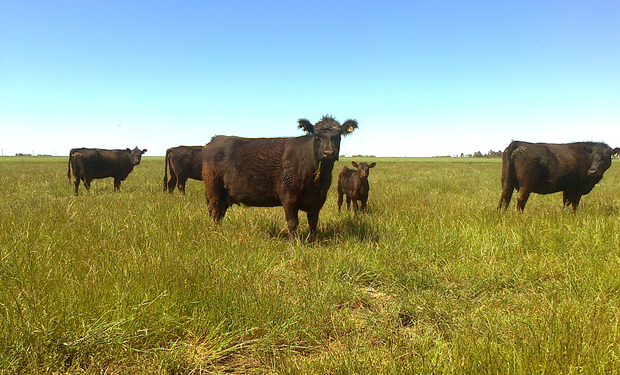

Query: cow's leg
[
  {"left": 498, "top": 183, "right": 514, "bottom": 210},
  {"left": 167, "top": 174, "right": 177, "bottom": 193},
  {"left": 337, "top": 189, "right": 344, "bottom": 212},
  {"left": 562, "top": 191, "right": 572, "bottom": 208},
  {"left": 352, "top": 199, "right": 359, "bottom": 213},
  {"left": 178, "top": 178, "right": 187, "bottom": 195},
  {"left": 73, "top": 178, "right": 80, "bottom": 195},
  {"left": 204, "top": 179, "right": 228, "bottom": 222},
  {"left": 572, "top": 195, "right": 582, "bottom": 210},
  {"left": 345, "top": 195, "right": 352, "bottom": 210},
  {"left": 360, "top": 197, "right": 368, "bottom": 212},
  {"left": 564, "top": 191, "right": 581, "bottom": 210},
  {"left": 84, "top": 179, "right": 92, "bottom": 191},
  {"left": 283, "top": 205, "right": 299, "bottom": 236},
  {"left": 113, "top": 178, "right": 121, "bottom": 191},
  {"left": 209, "top": 202, "right": 228, "bottom": 221},
  {"left": 307, "top": 211, "right": 319, "bottom": 239},
  {"left": 516, "top": 188, "right": 531, "bottom": 212},
  {"left": 206, "top": 193, "right": 228, "bottom": 221}
]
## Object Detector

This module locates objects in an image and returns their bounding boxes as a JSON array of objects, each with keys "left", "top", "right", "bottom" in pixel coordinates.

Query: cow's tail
[
  {"left": 67, "top": 151, "right": 73, "bottom": 182},
  {"left": 68, "top": 151, "right": 85, "bottom": 184},
  {"left": 67, "top": 149, "right": 79, "bottom": 183},
  {"left": 501, "top": 142, "right": 520, "bottom": 189},
  {"left": 498, "top": 142, "right": 520, "bottom": 209},
  {"left": 501, "top": 144, "right": 512, "bottom": 189},
  {"left": 163, "top": 149, "right": 170, "bottom": 191},
  {"left": 74, "top": 153, "right": 85, "bottom": 178}
]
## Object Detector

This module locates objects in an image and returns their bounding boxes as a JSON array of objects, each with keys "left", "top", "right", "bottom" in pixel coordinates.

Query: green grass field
[{"left": 1, "top": 156, "right": 620, "bottom": 374}]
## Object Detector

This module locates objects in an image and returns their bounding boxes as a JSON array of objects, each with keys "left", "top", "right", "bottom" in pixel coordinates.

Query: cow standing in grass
[
  {"left": 164, "top": 146, "right": 203, "bottom": 194},
  {"left": 201, "top": 116, "right": 358, "bottom": 236},
  {"left": 498, "top": 141, "right": 619, "bottom": 211},
  {"left": 337, "top": 161, "right": 376, "bottom": 213},
  {"left": 68, "top": 147, "right": 147, "bottom": 195}
]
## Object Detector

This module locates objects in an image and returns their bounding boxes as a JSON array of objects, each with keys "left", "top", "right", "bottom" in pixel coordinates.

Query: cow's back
[
  {"left": 338, "top": 167, "right": 356, "bottom": 194},
  {"left": 77, "top": 148, "right": 132, "bottom": 179},
  {"left": 170, "top": 146, "right": 203, "bottom": 180},
  {"left": 513, "top": 142, "right": 593, "bottom": 194},
  {"left": 202, "top": 136, "right": 289, "bottom": 206},
  {"left": 70, "top": 148, "right": 104, "bottom": 178}
]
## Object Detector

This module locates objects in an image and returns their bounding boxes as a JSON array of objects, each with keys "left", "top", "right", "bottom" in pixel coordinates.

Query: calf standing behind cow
[
  {"left": 201, "top": 115, "right": 358, "bottom": 237},
  {"left": 337, "top": 161, "right": 377, "bottom": 213},
  {"left": 498, "top": 141, "right": 619, "bottom": 211},
  {"left": 68, "top": 147, "right": 147, "bottom": 195},
  {"left": 164, "top": 146, "right": 204, "bottom": 194}
]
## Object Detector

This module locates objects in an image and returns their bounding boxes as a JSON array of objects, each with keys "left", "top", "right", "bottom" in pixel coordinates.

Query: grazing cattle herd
[{"left": 65, "top": 117, "right": 619, "bottom": 236}]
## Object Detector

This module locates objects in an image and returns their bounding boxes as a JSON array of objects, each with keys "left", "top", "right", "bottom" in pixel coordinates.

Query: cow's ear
[
  {"left": 126, "top": 148, "right": 131, "bottom": 152},
  {"left": 369, "top": 162, "right": 376, "bottom": 168},
  {"left": 351, "top": 161, "right": 359, "bottom": 168},
  {"left": 613, "top": 148, "right": 620, "bottom": 157},
  {"left": 141, "top": 149, "right": 147, "bottom": 154},
  {"left": 298, "top": 119, "right": 314, "bottom": 134},
  {"left": 340, "top": 119, "right": 358, "bottom": 136}
]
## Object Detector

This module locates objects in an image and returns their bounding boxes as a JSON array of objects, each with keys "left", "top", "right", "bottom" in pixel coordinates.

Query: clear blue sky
[{"left": 1, "top": 1, "right": 619, "bottom": 157}]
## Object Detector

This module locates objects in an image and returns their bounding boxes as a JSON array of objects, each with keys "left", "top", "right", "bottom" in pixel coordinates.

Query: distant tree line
[
  {"left": 436, "top": 149, "right": 619, "bottom": 159},
  {"left": 460, "top": 150, "right": 503, "bottom": 158},
  {"left": 431, "top": 150, "right": 504, "bottom": 158},
  {"left": 14, "top": 153, "right": 54, "bottom": 157}
]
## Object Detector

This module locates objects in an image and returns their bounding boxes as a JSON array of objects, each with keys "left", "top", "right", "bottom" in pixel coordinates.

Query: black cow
[
  {"left": 498, "top": 141, "right": 619, "bottom": 211},
  {"left": 164, "top": 146, "right": 204, "bottom": 194},
  {"left": 68, "top": 147, "right": 147, "bottom": 195},
  {"left": 337, "top": 161, "right": 376, "bottom": 213},
  {"left": 201, "top": 115, "right": 358, "bottom": 236}
]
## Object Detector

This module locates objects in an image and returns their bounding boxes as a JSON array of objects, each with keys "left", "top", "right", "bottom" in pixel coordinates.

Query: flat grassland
[{"left": 1, "top": 156, "right": 620, "bottom": 374}]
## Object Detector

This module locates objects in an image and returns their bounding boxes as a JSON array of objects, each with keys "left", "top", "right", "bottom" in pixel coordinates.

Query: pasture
[{"left": 1, "top": 156, "right": 620, "bottom": 374}]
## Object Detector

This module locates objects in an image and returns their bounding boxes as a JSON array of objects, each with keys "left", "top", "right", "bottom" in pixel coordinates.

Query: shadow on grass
[
  {"left": 320, "top": 215, "right": 381, "bottom": 243},
  {"left": 262, "top": 214, "right": 381, "bottom": 244}
]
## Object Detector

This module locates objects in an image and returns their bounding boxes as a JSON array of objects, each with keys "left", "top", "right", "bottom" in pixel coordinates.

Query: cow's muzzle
[{"left": 321, "top": 150, "right": 337, "bottom": 160}]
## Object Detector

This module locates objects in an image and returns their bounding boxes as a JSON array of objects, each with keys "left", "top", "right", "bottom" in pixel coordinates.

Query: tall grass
[{"left": 1, "top": 156, "right": 620, "bottom": 374}]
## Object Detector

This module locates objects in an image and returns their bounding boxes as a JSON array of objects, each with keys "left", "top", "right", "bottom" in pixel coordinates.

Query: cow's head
[
  {"left": 586, "top": 143, "right": 618, "bottom": 178},
  {"left": 128, "top": 147, "right": 147, "bottom": 165},
  {"left": 298, "top": 115, "right": 358, "bottom": 162},
  {"left": 352, "top": 161, "right": 376, "bottom": 179}
]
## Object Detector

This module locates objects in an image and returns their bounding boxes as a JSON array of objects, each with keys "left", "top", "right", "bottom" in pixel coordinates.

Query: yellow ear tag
[{"left": 347, "top": 126, "right": 354, "bottom": 133}]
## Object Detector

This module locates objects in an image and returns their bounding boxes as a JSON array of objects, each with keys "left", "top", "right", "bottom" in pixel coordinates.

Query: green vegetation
[{"left": 1, "top": 156, "right": 620, "bottom": 374}]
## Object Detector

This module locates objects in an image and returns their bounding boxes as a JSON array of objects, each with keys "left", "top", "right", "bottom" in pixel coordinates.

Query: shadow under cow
[{"left": 262, "top": 215, "right": 381, "bottom": 244}]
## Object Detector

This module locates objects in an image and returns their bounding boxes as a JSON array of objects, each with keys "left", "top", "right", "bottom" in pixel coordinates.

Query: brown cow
[
  {"left": 337, "top": 161, "right": 376, "bottom": 213},
  {"left": 201, "top": 115, "right": 358, "bottom": 236},
  {"left": 68, "top": 147, "right": 147, "bottom": 195},
  {"left": 498, "top": 141, "right": 619, "bottom": 211},
  {"left": 164, "top": 146, "right": 203, "bottom": 194}
]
